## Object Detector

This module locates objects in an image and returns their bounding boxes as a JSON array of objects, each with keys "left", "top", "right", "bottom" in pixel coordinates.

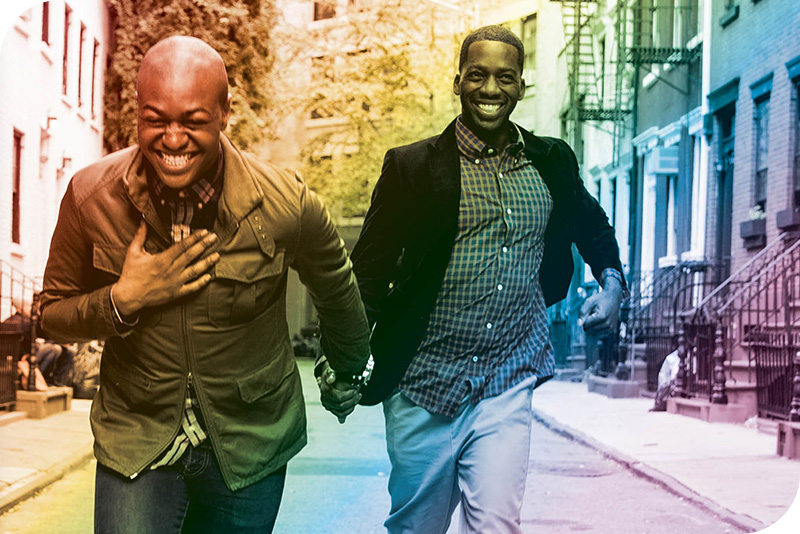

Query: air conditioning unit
[{"left": 645, "top": 146, "right": 679, "bottom": 175}]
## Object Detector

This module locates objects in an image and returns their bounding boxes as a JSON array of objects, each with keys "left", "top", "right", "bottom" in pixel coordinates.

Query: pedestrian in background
[
  {"left": 39, "top": 36, "right": 371, "bottom": 534},
  {"left": 321, "top": 25, "right": 628, "bottom": 534}
]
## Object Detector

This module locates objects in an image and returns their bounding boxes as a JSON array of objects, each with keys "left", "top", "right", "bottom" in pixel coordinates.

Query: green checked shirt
[{"left": 398, "top": 118, "right": 555, "bottom": 417}]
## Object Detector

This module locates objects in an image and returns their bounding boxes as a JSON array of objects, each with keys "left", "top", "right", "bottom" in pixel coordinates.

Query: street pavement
[{"left": 1, "top": 360, "right": 800, "bottom": 533}]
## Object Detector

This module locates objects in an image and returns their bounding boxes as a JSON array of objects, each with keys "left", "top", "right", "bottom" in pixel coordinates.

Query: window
[
  {"left": 674, "top": 0, "right": 699, "bottom": 46},
  {"left": 522, "top": 14, "right": 536, "bottom": 83},
  {"left": 654, "top": 0, "right": 674, "bottom": 48},
  {"left": 78, "top": 23, "right": 86, "bottom": 107},
  {"left": 62, "top": 4, "right": 71, "bottom": 95},
  {"left": 311, "top": 55, "right": 334, "bottom": 83},
  {"left": 754, "top": 97, "right": 770, "bottom": 211},
  {"left": 313, "top": 1, "right": 336, "bottom": 21},
  {"left": 610, "top": 176, "right": 617, "bottom": 228},
  {"left": 12, "top": 130, "right": 23, "bottom": 245},
  {"left": 720, "top": 0, "right": 739, "bottom": 27},
  {"left": 91, "top": 39, "right": 99, "bottom": 119},
  {"left": 794, "top": 83, "right": 800, "bottom": 206},
  {"left": 41, "top": 2, "right": 50, "bottom": 45},
  {"left": 666, "top": 174, "right": 677, "bottom": 257}
]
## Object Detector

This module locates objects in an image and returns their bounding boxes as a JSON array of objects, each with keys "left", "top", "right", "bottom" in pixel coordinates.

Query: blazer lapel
[{"left": 429, "top": 121, "right": 461, "bottom": 231}]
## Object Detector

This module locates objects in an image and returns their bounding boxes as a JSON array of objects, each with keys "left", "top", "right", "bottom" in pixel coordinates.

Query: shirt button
[
  {"left": 497, "top": 284, "right": 504, "bottom": 291},
  {"left": 474, "top": 159, "right": 480, "bottom": 164},
  {"left": 487, "top": 148, "right": 494, "bottom": 155},
  {"left": 472, "top": 356, "right": 479, "bottom": 362},
  {"left": 506, "top": 208, "right": 512, "bottom": 215},
  {"left": 502, "top": 246, "right": 508, "bottom": 253},
  {"left": 486, "top": 322, "right": 493, "bottom": 329},
  {"left": 498, "top": 172, "right": 504, "bottom": 178}
]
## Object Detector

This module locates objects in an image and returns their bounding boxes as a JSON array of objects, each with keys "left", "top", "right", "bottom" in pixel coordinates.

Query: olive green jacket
[{"left": 40, "top": 135, "right": 370, "bottom": 491}]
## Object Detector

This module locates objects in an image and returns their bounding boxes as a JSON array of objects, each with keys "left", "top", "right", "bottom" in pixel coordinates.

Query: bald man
[{"left": 40, "top": 36, "right": 371, "bottom": 533}]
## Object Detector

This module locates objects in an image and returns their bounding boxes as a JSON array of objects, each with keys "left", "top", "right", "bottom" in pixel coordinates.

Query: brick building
[
  {"left": 705, "top": 0, "right": 800, "bottom": 272},
  {"left": 0, "top": 0, "right": 110, "bottom": 318}
]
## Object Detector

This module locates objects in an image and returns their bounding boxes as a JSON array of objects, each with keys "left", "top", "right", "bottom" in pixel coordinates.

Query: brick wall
[{"left": 705, "top": 0, "right": 800, "bottom": 274}]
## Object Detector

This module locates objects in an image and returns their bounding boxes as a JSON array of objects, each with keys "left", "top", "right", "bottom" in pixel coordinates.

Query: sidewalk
[
  {"left": 2, "top": 374, "right": 800, "bottom": 532},
  {"left": 531, "top": 381, "right": 800, "bottom": 532},
  {"left": 0, "top": 399, "right": 93, "bottom": 514}
]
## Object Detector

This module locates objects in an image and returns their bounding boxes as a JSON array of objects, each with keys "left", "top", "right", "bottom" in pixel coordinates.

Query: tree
[
  {"left": 103, "top": 0, "right": 278, "bottom": 153},
  {"left": 274, "top": 0, "right": 468, "bottom": 218}
]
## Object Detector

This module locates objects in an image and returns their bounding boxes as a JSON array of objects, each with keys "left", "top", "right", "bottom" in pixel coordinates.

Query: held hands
[
  {"left": 112, "top": 221, "right": 221, "bottom": 318},
  {"left": 578, "top": 277, "right": 624, "bottom": 336},
  {"left": 316, "top": 360, "right": 361, "bottom": 424}
]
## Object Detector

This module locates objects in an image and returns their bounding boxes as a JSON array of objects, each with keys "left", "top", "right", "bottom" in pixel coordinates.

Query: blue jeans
[
  {"left": 383, "top": 376, "right": 537, "bottom": 534},
  {"left": 94, "top": 443, "right": 286, "bottom": 534}
]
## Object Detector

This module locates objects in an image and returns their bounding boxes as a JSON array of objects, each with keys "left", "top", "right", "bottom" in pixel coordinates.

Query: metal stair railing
[
  {"left": 624, "top": 261, "right": 716, "bottom": 390},
  {"left": 0, "top": 259, "right": 42, "bottom": 409},
  {"left": 678, "top": 232, "right": 800, "bottom": 409},
  {"left": 0, "top": 259, "right": 41, "bottom": 321}
]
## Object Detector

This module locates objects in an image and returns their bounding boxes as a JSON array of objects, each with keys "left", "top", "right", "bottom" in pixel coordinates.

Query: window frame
[
  {"left": 78, "top": 22, "right": 86, "bottom": 108},
  {"left": 12, "top": 129, "right": 24, "bottom": 245},
  {"left": 41, "top": 1, "right": 50, "bottom": 45},
  {"left": 753, "top": 95, "right": 770, "bottom": 211},
  {"left": 62, "top": 4, "right": 72, "bottom": 96}
]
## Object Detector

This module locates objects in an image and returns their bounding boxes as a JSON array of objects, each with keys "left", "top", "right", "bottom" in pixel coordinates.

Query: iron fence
[{"left": 0, "top": 327, "right": 23, "bottom": 410}]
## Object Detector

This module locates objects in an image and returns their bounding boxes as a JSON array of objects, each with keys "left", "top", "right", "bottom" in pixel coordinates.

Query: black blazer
[{"left": 351, "top": 119, "right": 624, "bottom": 405}]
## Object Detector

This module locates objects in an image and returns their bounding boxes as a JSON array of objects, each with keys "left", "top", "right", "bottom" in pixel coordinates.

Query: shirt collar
[
  {"left": 454, "top": 116, "right": 525, "bottom": 160},
  {"left": 149, "top": 143, "right": 225, "bottom": 207}
]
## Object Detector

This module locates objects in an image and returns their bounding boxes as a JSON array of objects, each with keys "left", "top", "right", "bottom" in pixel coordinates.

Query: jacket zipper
[{"left": 128, "top": 329, "right": 193, "bottom": 480}]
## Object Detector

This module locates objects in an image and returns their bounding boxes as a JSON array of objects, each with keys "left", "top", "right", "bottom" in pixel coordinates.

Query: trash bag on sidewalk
[{"left": 651, "top": 350, "right": 680, "bottom": 412}]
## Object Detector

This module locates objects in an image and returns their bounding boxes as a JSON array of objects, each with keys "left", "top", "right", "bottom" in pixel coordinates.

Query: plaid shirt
[
  {"left": 399, "top": 119, "right": 555, "bottom": 417},
  {"left": 147, "top": 146, "right": 224, "bottom": 469},
  {"left": 149, "top": 146, "right": 224, "bottom": 242}
]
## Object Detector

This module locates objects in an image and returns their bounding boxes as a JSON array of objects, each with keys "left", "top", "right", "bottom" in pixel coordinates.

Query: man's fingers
[
  {"left": 176, "top": 273, "right": 214, "bottom": 296},
  {"left": 128, "top": 221, "right": 148, "bottom": 254},
  {"left": 179, "top": 253, "right": 221, "bottom": 284},
  {"left": 166, "top": 230, "right": 216, "bottom": 263},
  {"left": 322, "top": 400, "right": 357, "bottom": 419},
  {"left": 319, "top": 379, "right": 361, "bottom": 417}
]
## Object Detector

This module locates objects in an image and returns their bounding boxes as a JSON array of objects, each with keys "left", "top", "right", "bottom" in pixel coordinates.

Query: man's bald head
[
  {"left": 135, "top": 36, "right": 232, "bottom": 190},
  {"left": 137, "top": 36, "right": 229, "bottom": 108}
]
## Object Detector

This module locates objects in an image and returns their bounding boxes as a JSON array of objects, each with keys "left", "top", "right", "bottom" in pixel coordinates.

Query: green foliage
[
  {"left": 103, "top": 0, "right": 277, "bottom": 153},
  {"left": 277, "top": 0, "right": 466, "bottom": 218}
]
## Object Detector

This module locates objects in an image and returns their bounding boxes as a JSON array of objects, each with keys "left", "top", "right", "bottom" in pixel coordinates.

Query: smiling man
[
  {"left": 39, "top": 36, "right": 371, "bottom": 533},
  {"left": 321, "top": 26, "right": 628, "bottom": 533}
]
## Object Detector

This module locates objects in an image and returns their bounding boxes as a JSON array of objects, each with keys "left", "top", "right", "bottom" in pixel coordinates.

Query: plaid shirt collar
[
  {"left": 149, "top": 143, "right": 225, "bottom": 208},
  {"left": 454, "top": 116, "right": 525, "bottom": 160}
]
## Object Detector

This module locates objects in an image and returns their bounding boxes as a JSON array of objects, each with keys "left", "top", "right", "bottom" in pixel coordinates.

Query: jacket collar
[
  {"left": 430, "top": 118, "right": 558, "bottom": 190},
  {"left": 123, "top": 134, "right": 264, "bottom": 242}
]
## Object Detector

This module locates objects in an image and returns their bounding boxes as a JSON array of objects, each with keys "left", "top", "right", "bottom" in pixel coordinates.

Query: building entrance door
[{"left": 715, "top": 105, "right": 735, "bottom": 282}]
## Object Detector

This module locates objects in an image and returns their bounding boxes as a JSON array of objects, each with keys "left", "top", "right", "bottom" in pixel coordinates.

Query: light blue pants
[{"left": 383, "top": 376, "right": 537, "bottom": 534}]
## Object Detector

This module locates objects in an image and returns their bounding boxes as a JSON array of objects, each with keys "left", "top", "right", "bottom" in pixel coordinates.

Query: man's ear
[
  {"left": 518, "top": 78, "right": 526, "bottom": 100},
  {"left": 453, "top": 74, "right": 461, "bottom": 96},
  {"left": 221, "top": 93, "right": 232, "bottom": 129}
]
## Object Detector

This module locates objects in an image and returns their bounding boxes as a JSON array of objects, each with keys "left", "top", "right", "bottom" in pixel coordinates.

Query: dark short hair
[{"left": 459, "top": 25, "right": 525, "bottom": 73}]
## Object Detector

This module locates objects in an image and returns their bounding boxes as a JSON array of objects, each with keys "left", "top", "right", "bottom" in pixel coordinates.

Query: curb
[
  {"left": 0, "top": 449, "right": 94, "bottom": 515},
  {"left": 531, "top": 409, "right": 767, "bottom": 533}
]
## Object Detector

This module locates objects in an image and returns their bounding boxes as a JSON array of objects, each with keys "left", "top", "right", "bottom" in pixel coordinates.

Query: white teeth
[
  {"left": 160, "top": 153, "right": 191, "bottom": 168},
  {"left": 478, "top": 104, "right": 501, "bottom": 113}
]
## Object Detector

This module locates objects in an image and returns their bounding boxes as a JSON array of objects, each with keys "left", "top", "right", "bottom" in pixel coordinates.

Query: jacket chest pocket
[
  {"left": 92, "top": 245, "right": 127, "bottom": 289},
  {"left": 208, "top": 247, "right": 286, "bottom": 327}
]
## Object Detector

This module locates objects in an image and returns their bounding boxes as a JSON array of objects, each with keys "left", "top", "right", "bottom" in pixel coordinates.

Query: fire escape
[
  {"left": 554, "top": 0, "right": 632, "bottom": 164},
  {"left": 620, "top": 3, "right": 800, "bottom": 422}
]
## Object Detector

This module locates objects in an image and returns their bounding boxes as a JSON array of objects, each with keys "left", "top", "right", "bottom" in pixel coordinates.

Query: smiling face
[
  {"left": 454, "top": 40, "right": 525, "bottom": 148},
  {"left": 136, "top": 39, "right": 230, "bottom": 190}
]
